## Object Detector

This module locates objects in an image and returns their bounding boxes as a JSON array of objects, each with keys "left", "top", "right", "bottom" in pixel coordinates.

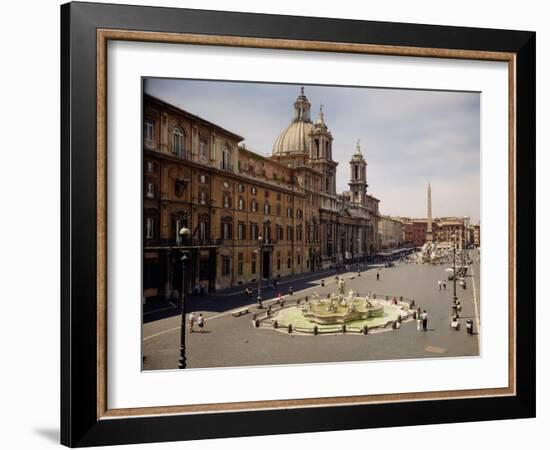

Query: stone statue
[{"left": 337, "top": 277, "right": 346, "bottom": 296}]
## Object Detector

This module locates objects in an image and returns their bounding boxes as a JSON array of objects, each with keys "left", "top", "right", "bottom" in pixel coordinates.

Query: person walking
[
  {"left": 443, "top": 281, "right": 447, "bottom": 290},
  {"left": 376, "top": 271, "right": 380, "bottom": 281},
  {"left": 197, "top": 313, "right": 205, "bottom": 333},
  {"left": 421, "top": 310, "right": 428, "bottom": 331},
  {"left": 188, "top": 312, "right": 196, "bottom": 333}
]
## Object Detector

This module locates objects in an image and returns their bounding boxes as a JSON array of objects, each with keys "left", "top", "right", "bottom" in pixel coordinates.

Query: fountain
[
  {"left": 268, "top": 276, "right": 412, "bottom": 334},
  {"left": 302, "top": 284, "right": 384, "bottom": 325}
]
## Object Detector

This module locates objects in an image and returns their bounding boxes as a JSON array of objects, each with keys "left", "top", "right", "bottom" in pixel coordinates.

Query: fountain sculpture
[{"left": 300, "top": 277, "right": 385, "bottom": 325}]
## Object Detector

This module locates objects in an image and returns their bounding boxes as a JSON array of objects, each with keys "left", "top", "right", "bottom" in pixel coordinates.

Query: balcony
[
  {"left": 170, "top": 148, "right": 190, "bottom": 160},
  {"left": 220, "top": 161, "right": 234, "bottom": 172},
  {"left": 144, "top": 238, "right": 222, "bottom": 249},
  {"left": 144, "top": 138, "right": 158, "bottom": 151}
]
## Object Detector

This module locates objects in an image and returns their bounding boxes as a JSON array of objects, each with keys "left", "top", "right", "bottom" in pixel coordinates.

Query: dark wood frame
[{"left": 61, "top": 1, "right": 535, "bottom": 447}]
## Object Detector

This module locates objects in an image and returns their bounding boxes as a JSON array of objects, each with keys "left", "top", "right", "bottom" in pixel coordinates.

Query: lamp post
[
  {"left": 452, "top": 234, "right": 458, "bottom": 302},
  {"left": 256, "top": 235, "right": 264, "bottom": 309},
  {"left": 178, "top": 226, "right": 191, "bottom": 369},
  {"left": 460, "top": 230, "right": 465, "bottom": 269},
  {"left": 357, "top": 237, "right": 361, "bottom": 276}
]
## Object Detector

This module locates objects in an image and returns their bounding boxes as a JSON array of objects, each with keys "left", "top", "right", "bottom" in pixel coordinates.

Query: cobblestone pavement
[{"left": 143, "top": 253, "right": 480, "bottom": 370}]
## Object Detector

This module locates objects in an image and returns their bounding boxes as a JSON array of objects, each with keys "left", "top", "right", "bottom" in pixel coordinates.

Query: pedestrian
[
  {"left": 188, "top": 312, "right": 196, "bottom": 333},
  {"left": 376, "top": 272, "right": 380, "bottom": 281},
  {"left": 450, "top": 315, "right": 459, "bottom": 330},
  {"left": 422, "top": 310, "right": 428, "bottom": 331},
  {"left": 443, "top": 281, "right": 447, "bottom": 290},
  {"left": 416, "top": 315, "right": 422, "bottom": 331},
  {"left": 288, "top": 286, "right": 294, "bottom": 296},
  {"left": 438, "top": 280, "right": 441, "bottom": 290},
  {"left": 197, "top": 313, "right": 205, "bottom": 333}
]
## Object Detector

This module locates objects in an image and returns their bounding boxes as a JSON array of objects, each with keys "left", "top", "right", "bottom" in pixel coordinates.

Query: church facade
[{"left": 143, "top": 88, "right": 380, "bottom": 299}]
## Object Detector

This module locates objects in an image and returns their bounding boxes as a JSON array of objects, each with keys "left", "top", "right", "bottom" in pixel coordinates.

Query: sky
[{"left": 144, "top": 78, "right": 480, "bottom": 224}]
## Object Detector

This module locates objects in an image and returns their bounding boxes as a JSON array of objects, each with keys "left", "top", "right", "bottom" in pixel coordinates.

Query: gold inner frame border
[{"left": 96, "top": 28, "right": 517, "bottom": 420}]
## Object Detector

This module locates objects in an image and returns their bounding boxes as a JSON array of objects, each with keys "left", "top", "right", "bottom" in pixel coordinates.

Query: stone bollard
[
  {"left": 288, "top": 324, "right": 293, "bottom": 334},
  {"left": 363, "top": 325, "right": 368, "bottom": 335},
  {"left": 273, "top": 320, "right": 278, "bottom": 329},
  {"left": 313, "top": 325, "right": 318, "bottom": 335},
  {"left": 254, "top": 319, "right": 259, "bottom": 328}
]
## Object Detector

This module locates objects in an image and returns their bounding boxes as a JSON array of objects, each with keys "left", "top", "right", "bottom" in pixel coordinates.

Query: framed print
[{"left": 61, "top": 1, "right": 536, "bottom": 447}]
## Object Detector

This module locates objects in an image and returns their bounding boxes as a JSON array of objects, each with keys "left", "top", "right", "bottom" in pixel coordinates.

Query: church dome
[
  {"left": 272, "top": 121, "right": 314, "bottom": 155},
  {"left": 272, "top": 87, "right": 314, "bottom": 155}
]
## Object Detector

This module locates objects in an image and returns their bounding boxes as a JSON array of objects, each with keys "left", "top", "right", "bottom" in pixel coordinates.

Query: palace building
[{"left": 143, "top": 88, "right": 381, "bottom": 300}]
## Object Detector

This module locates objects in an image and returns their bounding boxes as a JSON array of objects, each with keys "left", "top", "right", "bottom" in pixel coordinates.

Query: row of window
[
  {"left": 144, "top": 216, "right": 320, "bottom": 243},
  {"left": 223, "top": 253, "right": 303, "bottom": 277},
  {"left": 146, "top": 180, "right": 305, "bottom": 218},
  {"left": 145, "top": 120, "right": 233, "bottom": 166},
  {"left": 222, "top": 195, "right": 302, "bottom": 217},
  {"left": 221, "top": 223, "right": 306, "bottom": 242}
]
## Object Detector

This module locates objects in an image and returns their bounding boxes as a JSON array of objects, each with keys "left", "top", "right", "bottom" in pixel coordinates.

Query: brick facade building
[{"left": 143, "top": 89, "right": 381, "bottom": 299}]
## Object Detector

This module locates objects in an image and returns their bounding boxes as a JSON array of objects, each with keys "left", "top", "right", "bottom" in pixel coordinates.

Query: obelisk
[{"left": 426, "top": 183, "right": 433, "bottom": 242}]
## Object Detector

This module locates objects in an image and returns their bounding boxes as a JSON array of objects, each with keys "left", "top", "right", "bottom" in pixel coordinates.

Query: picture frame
[{"left": 61, "top": 1, "right": 535, "bottom": 447}]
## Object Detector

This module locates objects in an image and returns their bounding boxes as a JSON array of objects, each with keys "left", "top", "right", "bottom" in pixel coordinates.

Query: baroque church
[
  {"left": 142, "top": 87, "right": 381, "bottom": 297},
  {"left": 270, "top": 87, "right": 380, "bottom": 267}
]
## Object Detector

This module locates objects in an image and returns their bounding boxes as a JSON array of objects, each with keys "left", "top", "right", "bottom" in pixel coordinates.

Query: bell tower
[
  {"left": 348, "top": 140, "right": 368, "bottom": 205},
  {"left": 309, "top": 104, "right": 337, "bottom": 195}
]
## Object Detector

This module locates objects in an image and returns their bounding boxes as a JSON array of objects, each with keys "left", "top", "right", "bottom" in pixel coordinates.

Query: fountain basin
[
  {"left": 276, "top": 302, "right": 406, "bottom": 331},
  {"left": 302, "top": 299, "right": 384, "bottom": 324}
]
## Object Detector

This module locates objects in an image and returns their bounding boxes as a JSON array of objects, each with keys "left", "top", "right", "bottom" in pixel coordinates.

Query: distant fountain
[{"left": 302, "top": 289, "right": 384, "bottom": 325}]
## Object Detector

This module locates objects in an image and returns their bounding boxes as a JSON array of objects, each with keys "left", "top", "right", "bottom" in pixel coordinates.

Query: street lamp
[
  {"left": 357, "top": 237, "right": 361, "bottom": 276},
  {"left": 256, "top": 235, "right": 264, "bottom": 309},
  {"left": 452, "top": 233, "right": 458, "bottom": 302},
  {"left": 178, "top": 226, "right": 191, "bottom": 369}
]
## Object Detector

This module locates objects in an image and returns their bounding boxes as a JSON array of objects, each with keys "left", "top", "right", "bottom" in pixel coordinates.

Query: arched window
[
  {"left": 172, "top": 127, "right": 184, "bottom": 157},
  {"left": 222, "top": 144, "right": 231, "bottom": 170},
  {"left": 354, "top": 165, "right": 359, "bottom": 180}
]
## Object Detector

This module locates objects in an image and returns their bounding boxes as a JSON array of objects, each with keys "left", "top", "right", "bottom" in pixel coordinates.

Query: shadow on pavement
[{"left": 143, "top": 270, "right": 347, "bottom": 323}]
